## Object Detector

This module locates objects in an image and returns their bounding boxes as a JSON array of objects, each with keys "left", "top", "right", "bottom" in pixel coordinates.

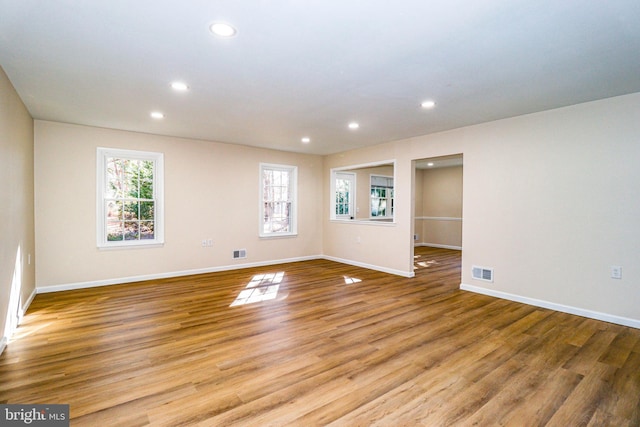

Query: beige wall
[
  {"left": 324, "top": 92, "right": 640, "bottom": 323},
  {"left": 34, "top": 121, "right": 323, "bottom": 289},
  {"left": 0, "top": 66, "right": 35, "bottom": 345},
  {"left": 416, "top": 166, "right": 463, "bottom": 248}
]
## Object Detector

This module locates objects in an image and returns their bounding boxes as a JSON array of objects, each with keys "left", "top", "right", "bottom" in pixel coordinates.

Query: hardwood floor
[{"left": 1, "top": 247, "right": 639, "bottom": 426}]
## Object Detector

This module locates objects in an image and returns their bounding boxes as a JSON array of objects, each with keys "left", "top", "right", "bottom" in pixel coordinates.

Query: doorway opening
[{"left": 412, "top": 154, "right": 463, "bottom": 282}]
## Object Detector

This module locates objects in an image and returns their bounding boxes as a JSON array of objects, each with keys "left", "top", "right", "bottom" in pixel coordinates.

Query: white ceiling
[
  {"left": 416, "top": 154, "right": 463, "bottom": 169},
  {"left": 1, "top": 0, "right": 639, "bottom": 155}
]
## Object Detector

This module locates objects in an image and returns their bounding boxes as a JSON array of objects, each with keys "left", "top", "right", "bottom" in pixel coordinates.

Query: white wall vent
[
  {"left": 472, "top": 265, "right": 494, "bottom": 282},
  {"left": 233, "top": 249, "right": 247, "bottom": 259}
]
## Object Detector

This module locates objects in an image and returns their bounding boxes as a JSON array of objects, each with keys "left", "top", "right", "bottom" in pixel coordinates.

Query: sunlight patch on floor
[
  {"left": 414, "top": 258, "right": 439, "bottom": 269},
  {"left": 343, "top": 276, "right": 362, "bottom": 285},
  {"left": 230, "top": 272, "right": 284, "bottom": 307}
]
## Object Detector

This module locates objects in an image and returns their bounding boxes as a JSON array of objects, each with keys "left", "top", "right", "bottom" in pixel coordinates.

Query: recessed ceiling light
[
  {"left": 171, "top": 81, "right": 189, "bottom": 91},
  {"left": 348, "top": 122, "right": 360, "bottom": 130},
  {"left": 209, "top": 22, "right": 237, "bottom": 37},
  {"left": 427, "top": 162, "right": 435, "bottom": 167},
  {"left": 150, "top": 111, "right": 164, "bottom": 119},
  {"left": 421, "top": 100, "right": 436, "bottom": 109},
  {"left": 301, "top": 137, "right": 311, "bottom": 144}
]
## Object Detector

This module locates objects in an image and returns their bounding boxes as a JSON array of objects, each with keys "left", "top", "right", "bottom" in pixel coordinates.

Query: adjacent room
[{"left": 1, "top": 1, "right": 639, "bottom": 425}]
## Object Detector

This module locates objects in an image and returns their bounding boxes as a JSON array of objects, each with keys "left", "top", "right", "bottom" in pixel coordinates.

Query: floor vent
[
  {"left": 472, "top": 266, "right": 494, "bottom": 282},
  {"left": 233, "top": 249, "right": 247, "bottom": 259}
]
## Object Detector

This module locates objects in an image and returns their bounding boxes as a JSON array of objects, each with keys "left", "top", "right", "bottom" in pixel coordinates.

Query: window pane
[
  {"left": 263, "top": 170, "right": 272, "bottom": 192},
  {"left": 335, "top": 177, "right": 352, "bottom": 216},
  {"left": 107, "top": 221, "right": 124, "bottom": 241},
  {"left": 124, "top": 222, "right": 139, "bottom": 240},
  {"left": 140, "top": 221, "right": 154, "bottom": 239},
  {"left": 276, "top": 172, "right": 282, "bottom": 186},
  {"left": 107, "top": 200, "right": 123, "bottom": 221},
  {"left": 263, "top": 201, "right": 291, "bottom": 233},
  {"left": 263, "top": 201, "right": 271, "bottom": 222},
  {"left": 123, "top": 201, "right": 139, "bottom": 220},
  {"left": 371, "top": 198, "right": 384, "bottom": 217},
  {"left": 139, "top": 160, "right": 154, "bottom": 199},
  {"left": 139, "top": 201, "right": 154, "bottom": 220},
  {"left": 106, "top": 158, "right": 124, "bottom": 198},
  {"left": 120, "top": 159, "right": 135, "bottom": 197},
  {"left": 379, "top": 200, "right": 387, "bottom": 216}
]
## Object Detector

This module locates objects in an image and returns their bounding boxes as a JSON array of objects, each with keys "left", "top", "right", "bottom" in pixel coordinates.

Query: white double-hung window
[
  {"left": 97, "top": 147, "right": 164, "bottom": 248},
  {"left": 260, "top": 163, "right": 297, "bottom": 237}
]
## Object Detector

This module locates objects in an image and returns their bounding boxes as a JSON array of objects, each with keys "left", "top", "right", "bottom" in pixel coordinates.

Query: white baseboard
[
  {"left": 322, "top": 255, "right": 414, "bottom": 278},
  {"left": 36, "top": 255, "right": 321, "bottom": 293},
  {"left": 415, "top": 243, "right": 462, "bottom": 251},
  {"left": 460, "top": 283, "right": 640, "bottom": 329},
  {"left": 0, "top": 336, "right": 6, "bottom": 356},
  {"left": 21, "top": 288, "right": 37, "bottom": 317}
]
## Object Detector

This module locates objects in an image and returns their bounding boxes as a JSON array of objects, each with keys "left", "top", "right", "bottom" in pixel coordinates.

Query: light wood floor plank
[{"left": 1, "top": 248, "right": 639, "bottom": 426}]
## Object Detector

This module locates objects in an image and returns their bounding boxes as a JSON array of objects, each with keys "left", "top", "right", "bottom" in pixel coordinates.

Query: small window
[
  {"left": 370, "top": 175, "right": 394, "bottom": 218},
  {"left": 335, "top": 172, "right": 356, "bottom": 219},
  {"left": 97, "top": 148, "right": 164, "bottom": 248},
  {"left": 260, "top": 163, "right": 297, "bottom": 237}
]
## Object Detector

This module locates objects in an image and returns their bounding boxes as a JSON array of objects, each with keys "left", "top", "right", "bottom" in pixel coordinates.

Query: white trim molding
[
  {"left": 0, "top": 336, "right": 6, "bottom": 356},
  {"left": 460, "top": 283, "right": 640, "bottom": 329},
  {"left": 19, "top": 288, "right": 37, "bottom": 326},
  {"left": 322, "top": 255, "right": 414, "bottom": 278}
]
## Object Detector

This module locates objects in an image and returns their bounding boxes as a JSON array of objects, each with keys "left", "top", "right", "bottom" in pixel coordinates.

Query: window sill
[
  {"left": 259, "top": 233, "right": 298, "bottom": 239},
  {"left": 98, "top": 242, "right": 165, "bottom": 250},
  {"left": 329, "top": 219, "right": 396, "bottom": 226}
]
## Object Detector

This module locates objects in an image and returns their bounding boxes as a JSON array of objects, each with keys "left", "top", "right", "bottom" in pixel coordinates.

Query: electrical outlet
[
  {"left": 201, "top": 240, "right": 207, "bottom": 247},
  {"left": 611, "top": 266, "right": 622, "bottom": 279}
]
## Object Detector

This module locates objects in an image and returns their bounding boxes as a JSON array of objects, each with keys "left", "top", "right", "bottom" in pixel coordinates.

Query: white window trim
[
  {"left": 333, "top": 171, "right": 356, "bottom": 220},
  {"left": 96, "top": 147, "right": 164, "bottom": 249},
  {"left": 259, "top": 163, "right": 298, "bottom": 238}
]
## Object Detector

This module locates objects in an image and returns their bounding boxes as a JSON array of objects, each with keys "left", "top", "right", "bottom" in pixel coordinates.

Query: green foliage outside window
[{"left": 106, "top": 158, "right": 155, "bottom": 241}]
